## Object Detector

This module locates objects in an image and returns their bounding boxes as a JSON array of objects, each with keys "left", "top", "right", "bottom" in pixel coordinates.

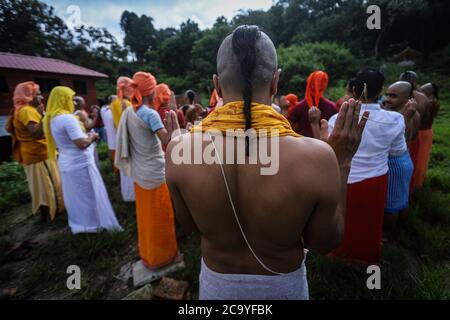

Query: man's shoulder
[
  {"left": 413, "top": 90, "right": 429, "bottom": 102},
  {"left": 281, "top": 136, "right": 336, "bottom": 167},
  {"left": 55, "top": 113, "right": 76, "bottom": 123},
  {"left": 381, "top": 109, "right": 404, "bottom": 122}
]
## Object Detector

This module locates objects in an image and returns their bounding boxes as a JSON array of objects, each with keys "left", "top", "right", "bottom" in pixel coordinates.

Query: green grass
[{"left": 0, "top": 73, "right": 449, "bottom": 300}]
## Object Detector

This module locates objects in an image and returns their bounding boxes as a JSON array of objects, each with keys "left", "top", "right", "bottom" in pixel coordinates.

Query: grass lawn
[{"left": 0, "top": 80, "right": 449, "bottom": 300}]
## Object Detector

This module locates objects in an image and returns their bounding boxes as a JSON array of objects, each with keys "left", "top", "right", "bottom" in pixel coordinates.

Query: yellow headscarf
[
  {"left": 43, "top": 86, "right": 77, "bottom": 160},
  {"left": 111, "top": 98, "right": 131, "bottom": 129},
  {"left": 191, "top": 101, "right": 301, "bottom": 137}
]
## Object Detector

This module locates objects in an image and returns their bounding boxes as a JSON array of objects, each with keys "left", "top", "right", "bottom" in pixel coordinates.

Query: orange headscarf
[
  {"left": 210, "top": 89, "right": 219, "bottom": 107},
  {"left": 305, "top": 71, "right": 329, "bottom": 108},
  {"left": 153, "top": 83, "right": 171, "bottom": 110},
  {"left": 130, "top": 72, "right": 157, "bottom": 109},
  {"left": 285, "top": 93, "right": 298, "bottom": 108},
  {"left": 13, "top": 81, "right": 40, "bottom": 118},
  {"left": 116, "top": 76, "right": 134, "bottom": 100}
]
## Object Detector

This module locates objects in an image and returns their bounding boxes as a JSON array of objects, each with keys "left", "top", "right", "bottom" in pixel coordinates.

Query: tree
[
  {"left": 157, "top": 19, "right": 202, "bottom": 76},
  {"left": 120, "top": 11, "right": 157, "bottom": 62},
  {"left": 277, "top": 42, "right": 358, "bottom": 94},
  {"left": 0, "top": 0, "right": 73, "bottom": 57},
  {"left": 189, "top": 17, "right": 232, "bottom": 93}
]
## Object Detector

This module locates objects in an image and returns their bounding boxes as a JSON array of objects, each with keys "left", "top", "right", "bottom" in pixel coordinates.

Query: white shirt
[
  {"left": 272, "top": 103, "right": 281, "bottom": 113},
  {"left": 101, "top": 106, "right": 116, "bottom": 150},
  {"left": 51, "top": 114, "right": 95, "bottom": 172},
  {"left": 328, "top": 103, "right": 407, "bottom": 184}
]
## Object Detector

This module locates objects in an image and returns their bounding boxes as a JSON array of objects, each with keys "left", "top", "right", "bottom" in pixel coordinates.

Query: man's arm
[
  {"left": 26, "top": 121, "right": 44, "bottom": 139},
  {"left": 302, "top": 141, "right": 346, "bottom": 253},
  {"left": 155, "top": 110, "right": 180, "bottom": 145},
  {"left": 23, "top": 107, "right": 45, "bottom": 139},
  {"left": 413, "top": 90, "right": 430, "bottom": 119},
  {"left": 166, "top": 136, "right": 199, "bottom": 234},
  {"left": 308, "top": 106, "right": 322, "bottom": 139},
  {"left": 73, "top": 132, "right": 99, "bottom": 149},
  {"left": 303, "top": 100, "right": 369, "bottom": 254}
]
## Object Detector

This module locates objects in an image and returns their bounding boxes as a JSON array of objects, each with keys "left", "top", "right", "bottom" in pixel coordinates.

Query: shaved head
[
  {"left": 389, "top": 81, "right": 413, "bottom": 97},
  {"left": 419, "top": 82, "right": 439, "bottom": 99},
  {"left": 400, "top": 71, "right": 418, "bottom": 88},
  {"left": 385, "top": 81, "right": 412, "bottom": 111},
  {"left": 217, "top": 26, "right": 278, "bottom": 95},
  {"left": 73, "top": 96, "right": 85, "bottom": 110},
  {"left": 214, "top": 25, "right": 279, "bottom": 156}
]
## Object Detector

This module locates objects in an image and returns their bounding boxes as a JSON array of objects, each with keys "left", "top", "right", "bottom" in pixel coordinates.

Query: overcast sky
[{"left": 42, "top": 0, "right": 274, "bottom": 43}]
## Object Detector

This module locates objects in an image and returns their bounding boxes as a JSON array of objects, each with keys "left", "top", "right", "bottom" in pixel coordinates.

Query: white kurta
[
  {"left": 100, "top": 106, "right": 117, "bottom": 151},
  {"left": 51, "top": 114, "right": 123, "bottom": 234},
  {"left": 102, "top": 106, "right": 135, "bottom": 202}
]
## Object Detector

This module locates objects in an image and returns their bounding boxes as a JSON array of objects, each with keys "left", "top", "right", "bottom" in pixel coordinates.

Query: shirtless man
[
  {"left": 73, "top": 96, "right": 98, "bottom": 132},
  {"left": 399, "top": 71, "right": 430, "bottom": 120},
  {"left": 400, "top": 71, "right": 432, "bottom": 188},
  {"left": 166, "top": 25, "right": 368, "bottom": 300}
]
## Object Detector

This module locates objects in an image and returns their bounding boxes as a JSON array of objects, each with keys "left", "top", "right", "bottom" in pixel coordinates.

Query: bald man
[
  {"left": 166, "top": 25, "right": 368, "bottom": 300},
  {"left": 399, "top": 71, "right": 433, "bottom": 189},
  {"left": 383, "top": 81, "right": 418, "bottom": 238},
  {"left": 73, "top": 96, "right": 98, "bottom": 132},
  {"left": 385, "top": 81, "right": 420, "bottom": 145},
  {"left": 399, "top": 71, "right": 430, "bottom": 120},
  {"left": 415, "top": 82, "right": 440, "bottom": 189},
  {"left": 419, "top": 83, "right": 440, "bottom": 129}
]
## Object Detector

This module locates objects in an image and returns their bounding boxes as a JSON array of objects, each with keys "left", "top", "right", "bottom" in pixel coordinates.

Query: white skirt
[
  {"left": 120, "top": 170, "right": 135, "bottom": 202},
  {"left": 60, "top": 164, "right": 123, "bottom": 234}
]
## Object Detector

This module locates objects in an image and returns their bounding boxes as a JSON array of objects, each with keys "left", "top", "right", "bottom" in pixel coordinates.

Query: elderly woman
[
  {"left": 43, "top": 86, "right": 122, "bottom": 234},
  {"left": 6, "top": 81, "right": 64, "bottom": 221}
]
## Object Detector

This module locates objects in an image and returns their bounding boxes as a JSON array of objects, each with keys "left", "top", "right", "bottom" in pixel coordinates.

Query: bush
[
  {"left": 0, "top": 161, "right": 30, "bottom": 213},
  {"left": 277, "top": 42, "right": 359, "bottom": 95}
]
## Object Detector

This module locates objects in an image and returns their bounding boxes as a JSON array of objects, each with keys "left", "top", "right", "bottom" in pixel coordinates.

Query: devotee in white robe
[
  {"left": 43, "top": 86, "right": 123, "bottom": 234},
  {"left": 101, "top": 96, "right": 135, "bottom": 202}
]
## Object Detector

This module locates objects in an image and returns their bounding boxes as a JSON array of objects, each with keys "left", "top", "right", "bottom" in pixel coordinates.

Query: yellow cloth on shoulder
[
  {"left": 191, "top": 101, "right": 301, "bottom": 137},
  {"left": 10, "top": 106, "right": 48, "bottom": 165},
  {"left": 111, "top": 98, "right": 131, "bottom": 128}
]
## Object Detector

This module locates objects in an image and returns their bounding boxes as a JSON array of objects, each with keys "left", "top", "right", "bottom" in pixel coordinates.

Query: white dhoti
[
  {"left": 120, "top": 170, "right": 135, "bottom": 202},
  {"left": 60, "top": 163, "right": 123, "bottom": 234}
]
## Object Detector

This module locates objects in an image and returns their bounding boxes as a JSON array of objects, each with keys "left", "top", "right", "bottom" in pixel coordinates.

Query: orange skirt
[
  {"left": 412, "top": 129, "right": 433, "bottom": 188},
  {"left": 330, "top": 174, "right": 388, "bottom": 265},
  {"left": 409, "top": 135, "right": 420, "bottom": 192},
  {"left": 134, "top": 182, "right": 178, "bottom": 269}
]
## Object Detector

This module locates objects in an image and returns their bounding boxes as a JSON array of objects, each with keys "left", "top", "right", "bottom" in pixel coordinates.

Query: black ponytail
[{"left": 232, "top": 25, "right": 261, "bottom": 156}]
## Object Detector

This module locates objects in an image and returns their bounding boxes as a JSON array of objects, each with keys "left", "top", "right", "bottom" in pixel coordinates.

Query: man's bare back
[{"left": 166, "top": 134, "right": 342, "bottom": 275}]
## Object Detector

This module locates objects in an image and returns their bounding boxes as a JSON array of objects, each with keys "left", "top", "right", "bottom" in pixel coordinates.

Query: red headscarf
[
  {"left": 130, "top": 72, "right": 157, "bottom": 109},
  {"left": 13, "top": 81, "right": 40, "bottom": 118},
  {"left": 153, "top": 83, "right": 171, "bottom": 110},
  {"left": 116, "top": 76, "right": 134, "bottom": 100},
  {"left": 305, "top": 71, "right": 329, "bottom": 108}
]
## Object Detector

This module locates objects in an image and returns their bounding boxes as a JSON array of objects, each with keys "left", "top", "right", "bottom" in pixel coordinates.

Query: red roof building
[
  {"left": 0, "top": 52, "right": 108, "bottom": 116},
  {"left": 0, "top": 52, "right": 108, "bottom": 161}
]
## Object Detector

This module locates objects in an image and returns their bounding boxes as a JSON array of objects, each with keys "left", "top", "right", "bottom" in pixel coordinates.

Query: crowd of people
[{"left": 5, "top": 25, "right": 440, "bottom": 300}]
